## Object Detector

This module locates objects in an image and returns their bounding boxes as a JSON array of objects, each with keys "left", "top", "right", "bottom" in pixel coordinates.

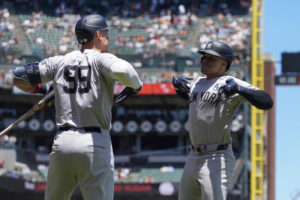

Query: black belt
[
  {"left": 58, "top": 127, "right": 101, "bottom": 133},
  {"left": 191, "top": 144, "right": 229, "bottom": 153}
]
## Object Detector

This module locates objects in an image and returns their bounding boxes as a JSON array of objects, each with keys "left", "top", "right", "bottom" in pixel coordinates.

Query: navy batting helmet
[
  {"left": 75, "top": 14, "right": 114, "bottom": 45},
  {"left": 198, "top": 40, "right": 234, "bottom": 70}
]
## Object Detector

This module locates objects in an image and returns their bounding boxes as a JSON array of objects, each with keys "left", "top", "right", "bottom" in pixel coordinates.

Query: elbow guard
[{"left": 11, "top": 63, "right": 42, "bottom": 85}]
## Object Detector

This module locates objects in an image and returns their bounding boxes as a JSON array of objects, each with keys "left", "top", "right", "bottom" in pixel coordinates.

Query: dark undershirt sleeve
[{"left": 238, "top": 86, "right": 273, "bottom": 110}]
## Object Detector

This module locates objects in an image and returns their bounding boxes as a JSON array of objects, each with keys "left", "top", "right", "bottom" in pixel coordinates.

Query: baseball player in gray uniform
[
  {"left": 11, "top": 14, "right": 142, "bottom": 200},
  {"left": 172, "top": 40, "right": 273, "bottom": 200}
]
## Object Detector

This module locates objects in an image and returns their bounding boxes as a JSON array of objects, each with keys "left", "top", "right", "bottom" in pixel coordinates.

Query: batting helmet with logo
[
  {"left": 75, "top": 14, "right": 114, "bottom": 45},
  {"left": 198, "top": 40, "right": 234, "bottom": 70}
]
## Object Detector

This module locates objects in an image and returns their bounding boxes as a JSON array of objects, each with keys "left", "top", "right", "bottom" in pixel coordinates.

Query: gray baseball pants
[
  {"left": 178, "top": 145, "right": 235, "bottom": 200},
  {"left": 44, "top": 128, "right": 114, "bottom": 200}
]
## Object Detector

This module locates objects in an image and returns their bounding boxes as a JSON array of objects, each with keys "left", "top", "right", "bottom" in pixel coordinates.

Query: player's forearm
[
  {"left": 238, "top": 86, "right": 273, "bottom": 110},
  {"left": 116, "top": 72, "right": 142, "bottom": 89},
  {"left": 13, "top": 78, "right": 36, "bottom": 93},
  {"left": 13, "top": 74, "right": 51, "bottom": 94}
]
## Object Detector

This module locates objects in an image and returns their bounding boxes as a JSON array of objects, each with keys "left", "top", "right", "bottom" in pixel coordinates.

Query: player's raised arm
[{"left": 221, "top": 78, "right": 273, "bottom": 110}]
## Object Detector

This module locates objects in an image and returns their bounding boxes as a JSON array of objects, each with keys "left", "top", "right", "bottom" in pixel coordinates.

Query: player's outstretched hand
[
  {"left": 172, "top": 76, "right": 192, "bottom": 100},
  {"left": 220, "top": 78, "right": 239, "bottom": 96},
  {"left": 114, "top": 86, "right": 142, "bottom": 104}
]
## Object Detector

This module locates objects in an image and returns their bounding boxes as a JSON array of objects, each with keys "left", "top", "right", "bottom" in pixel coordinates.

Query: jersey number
[{"left": 63, "top": 65, "right": 91, "bottom": 93}]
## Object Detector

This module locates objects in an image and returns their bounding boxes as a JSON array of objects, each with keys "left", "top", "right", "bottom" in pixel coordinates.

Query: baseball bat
[{"left": 0, "top": 90, "right": 55, "bottom": 138}]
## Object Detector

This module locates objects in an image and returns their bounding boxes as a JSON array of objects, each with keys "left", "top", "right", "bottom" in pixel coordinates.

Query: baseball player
[
  {"left": 172, "top": 40, "right": 273, "bottom": 200},
  {"left": 11, "top": 14, "right": 142, "bottom": 200}
]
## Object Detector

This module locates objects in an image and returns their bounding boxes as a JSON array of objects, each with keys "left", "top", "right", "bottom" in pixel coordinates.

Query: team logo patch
[
  {"left": 206, "top": 42, "right": 212, "bottom": 49},
  {"left": 213, "top": 83, "right": 220, "bottom": 91}
]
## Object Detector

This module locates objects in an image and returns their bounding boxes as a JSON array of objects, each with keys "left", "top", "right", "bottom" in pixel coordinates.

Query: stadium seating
[
  {"left": 114, "top": 164, "right": 183, "bottom": 183},
  {"left": 0, "top": 0, "right": 251, "bottom": 72},
  {"left": 198, "top": 15, "right": 251, "bottom": 50}
]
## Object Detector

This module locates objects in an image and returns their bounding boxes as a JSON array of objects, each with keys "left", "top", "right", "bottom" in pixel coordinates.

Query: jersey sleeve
[
  {"left": 99, "top": 53, "right": 142, "bottom": 89},
  {"left": 234, "top": 77, "right": 259, "bottom": 103},
  {"left": 190, "top": 77, "right": 204, "bottom": 94},
  {"left": 38, "top": 56, "right": 64, "bottom": 83}
]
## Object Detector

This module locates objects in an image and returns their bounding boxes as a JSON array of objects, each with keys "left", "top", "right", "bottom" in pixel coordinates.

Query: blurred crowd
[
  {"left": 109, "top": 0, "right": 251, "bottom": 56},
  {"left": 21, "top": 11, "right": 80, "bottom": 57},
  {"left": 110, "top": 13, "right": 197, "bottom": 56},
  {"left": 198, "top": 14, "right": 251, "bottom": 50},
  {"left": 0, "top": 0, "right": 251, "bottom": 68},
  {"left": 110, "top": 0, "right": 251, "bottom": 18},
  {"left": 14, "top": 0, "right": 251, "bottom": 18},
  {"left": 0, "top": 0, "right": 249, "bottom": 86},
  {"left": 0, "top": 3, "right": 23, "bottom": 65},
  {"left": 0, "top": 68, "right": 13, "bottom": 87}
]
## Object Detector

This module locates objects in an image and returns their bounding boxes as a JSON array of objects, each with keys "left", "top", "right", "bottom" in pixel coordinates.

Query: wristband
[{"left": 33, "top": 83, "right": 41, "bottom": 94}]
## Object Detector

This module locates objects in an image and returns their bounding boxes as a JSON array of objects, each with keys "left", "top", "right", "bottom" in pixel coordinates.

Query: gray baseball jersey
[
  {"left": 40, "top": 49, "right": 142, "bottom": 200},
  {"left": 179, "top": 75, "right": 258, "bottom": 200},
  {"left": 188, "top": 75, "right": 257, "bottom": 145},
  {"left": 38, "top": 49, "right": 142, "bottom": 130}
]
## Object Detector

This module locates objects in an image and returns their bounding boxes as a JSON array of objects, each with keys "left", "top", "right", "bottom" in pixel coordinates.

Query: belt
[
  {"left": 58, "top": 127, "right": 101, "bottom": 133},
  {"left": 191, "top": 144, "right": 229, "bottom": 153}
]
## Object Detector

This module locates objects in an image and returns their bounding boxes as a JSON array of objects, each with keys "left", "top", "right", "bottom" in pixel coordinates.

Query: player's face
[{"left": 201, "top": 53, "right": 227, "bottom": 79}]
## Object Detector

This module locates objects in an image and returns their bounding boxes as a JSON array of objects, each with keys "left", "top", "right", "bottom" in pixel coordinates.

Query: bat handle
[{"left": 0, "top": 123, "right": 16, "bottom": 138}]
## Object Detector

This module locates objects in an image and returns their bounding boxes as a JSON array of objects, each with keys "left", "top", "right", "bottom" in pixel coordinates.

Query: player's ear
[{"left": 95, "top": 31, "right": 102, "bottom": 40}]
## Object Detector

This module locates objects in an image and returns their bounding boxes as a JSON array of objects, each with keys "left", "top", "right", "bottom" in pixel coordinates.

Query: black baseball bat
[{"left": 0, "top": 90, "right": 54, "bottom": 137}]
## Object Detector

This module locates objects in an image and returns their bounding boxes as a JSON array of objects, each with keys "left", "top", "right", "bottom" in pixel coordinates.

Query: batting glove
[
  {"left": 220, "top": 78, "right": 241, "bottom": 96},
  {"left": 172, "top": 76, "right": 192, "bottom": 100},
  {"left": 114, "top": 86, "right": 142, "bottom": 104}
]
